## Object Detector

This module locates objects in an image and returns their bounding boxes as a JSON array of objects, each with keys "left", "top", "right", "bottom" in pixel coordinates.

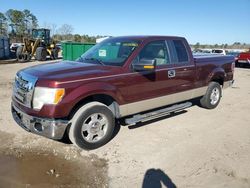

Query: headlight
[{"left": 32, "top": 87, "right": 65, "bottom": 110}]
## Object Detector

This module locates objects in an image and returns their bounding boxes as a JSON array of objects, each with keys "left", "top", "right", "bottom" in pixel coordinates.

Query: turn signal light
[
  {"left": 54, "top": 89, "right": 65, "bottom": 104},
  {"left": 143, "top": 65, "right": 155, "bottom": 69}
]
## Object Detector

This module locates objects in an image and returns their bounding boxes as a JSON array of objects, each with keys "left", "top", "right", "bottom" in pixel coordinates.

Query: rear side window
[{"left": 173, "top": 40, "right": 189, "bottom": 62}]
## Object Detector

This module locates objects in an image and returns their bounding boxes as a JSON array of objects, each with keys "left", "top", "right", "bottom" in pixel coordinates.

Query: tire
[
  {"left": 200, "top": 82, "right": 222, "bottom": 109},
  {"left": 23, "top": 53, "right": 31, "bottom": 62},
  {"left": 52, "top": 48, "right": 59, "bottom": 59},
  {"left": 16, "top": 46, "right": 23, "bottom": 61},
  {"left": 69, "top": 102, "right": 115, "bottom": 150},
  {"left": 35, "top": 47, "right": 47, "bottom": 61}
]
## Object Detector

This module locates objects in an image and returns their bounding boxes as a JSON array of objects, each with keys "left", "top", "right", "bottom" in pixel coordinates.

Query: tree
[
  {"left": 51, "top": 23, "right": 57, "bottom": 37},
  {"left": 23, "top": 9, "right": 38, "bottom": 33},
  {"left": 74, "top": 34, "right": 81, "bottom": 42},
  {"left": 194, "top": 42, "right": 200, "bottom": 49},
  {"left": 5, "top": 9, "right": 38, "bottom": 40},
  {"left": 57, "top": 24, "right": 73, "bottom": 35},
  {"left": 6, "top": 9, "right": 26, "bottom": 36},
  {"left": 57, "top": 24, "right": 74, "bottom": 40},
  {"left": 0, "top": 12, "right": 7, "bottom": 35},
  {"left": 233, "top": 42, "right": 241, "bottom": 45}
]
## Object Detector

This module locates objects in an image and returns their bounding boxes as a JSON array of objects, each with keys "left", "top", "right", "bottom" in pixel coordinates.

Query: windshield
[
  {"left": 77, "top": 38, "right": 140, "bottom": 66},
  {"left": 212, "top": 50, "right": 223, "bottom": 53},
  {"left": 32, "top": 30, "right": 45, "bottom": 39}
]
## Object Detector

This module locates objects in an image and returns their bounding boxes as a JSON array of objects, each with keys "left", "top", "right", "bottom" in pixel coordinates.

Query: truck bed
[{"left": 193, "top": 54, "right": 234, "bottom": 63}]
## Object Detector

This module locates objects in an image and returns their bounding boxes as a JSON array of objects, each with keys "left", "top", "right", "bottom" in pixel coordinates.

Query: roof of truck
[{"left": 109, "top": 35, "right": 184, "bottom": 41}]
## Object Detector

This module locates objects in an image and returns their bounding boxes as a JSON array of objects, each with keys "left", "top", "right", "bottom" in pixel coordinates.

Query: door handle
[{"left": 168, "top": 70, "right": 176, "bottom": 78}]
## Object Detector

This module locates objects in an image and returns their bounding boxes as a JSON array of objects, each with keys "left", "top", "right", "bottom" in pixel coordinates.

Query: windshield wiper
[
  {"left": 84, "top": 57, "right": 105, "bottom": 66},
  {"left": 76, "top": 56, "right": 84, "bottom": 62}
]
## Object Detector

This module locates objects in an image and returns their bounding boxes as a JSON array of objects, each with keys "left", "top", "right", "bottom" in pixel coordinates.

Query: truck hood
[{"left": 20, "top": 61, "right": 121, "bottom": 83}]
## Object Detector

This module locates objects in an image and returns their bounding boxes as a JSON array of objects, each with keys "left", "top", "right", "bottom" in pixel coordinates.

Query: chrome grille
[{"left": 13, "top": 72, "right": 37, "bottom": 108}]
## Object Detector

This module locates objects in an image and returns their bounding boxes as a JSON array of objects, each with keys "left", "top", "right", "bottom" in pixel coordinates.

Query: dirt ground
[{"left": 0, "top": 60, "right": 250, "bottom": 188}]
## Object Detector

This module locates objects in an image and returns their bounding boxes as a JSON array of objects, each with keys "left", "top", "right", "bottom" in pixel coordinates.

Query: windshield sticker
[
  {"left": 123, "top": 43, "right": 138, "bottom": 47},
  {"left": 99, "top": 49, "right": 106, "bottom": 57}
]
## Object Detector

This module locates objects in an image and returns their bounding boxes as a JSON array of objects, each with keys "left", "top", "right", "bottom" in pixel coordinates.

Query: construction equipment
[{"left": 16, "top": 28, "right": 59, "bottom": 62}]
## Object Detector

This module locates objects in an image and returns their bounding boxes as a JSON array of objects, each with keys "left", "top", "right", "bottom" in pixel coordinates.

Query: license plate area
[
  {"left": 22, "top": 115, "right": 31, "bottom": 129},
  {"left": 238, "top": 60, "right": 248, "bottom": 63},
  {"left": 13, "top": 106, "right": 30, "bottom": 130}
]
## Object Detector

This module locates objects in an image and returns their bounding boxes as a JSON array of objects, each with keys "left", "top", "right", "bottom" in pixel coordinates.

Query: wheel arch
[
  {"left": 207, "top": 68, "right": 225, "bottom": 86},
  {"left": 68, "top": 93, "right": 121, "bottom": 120}
]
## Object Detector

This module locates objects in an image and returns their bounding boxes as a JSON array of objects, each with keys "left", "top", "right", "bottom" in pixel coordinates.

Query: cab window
[
  {"left": 167, "top": 40, "right": 189, "bottom": 63},
  {"left": 135, "top": 40, "right": 170, "bottom": 66}
]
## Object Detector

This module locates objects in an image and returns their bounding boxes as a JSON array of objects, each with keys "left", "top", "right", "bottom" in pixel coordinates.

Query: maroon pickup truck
[{"left": 12, "top": 36, "right": 234, "bottom": 149}]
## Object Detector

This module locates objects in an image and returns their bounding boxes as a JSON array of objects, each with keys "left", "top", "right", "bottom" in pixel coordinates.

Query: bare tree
[
  {"left": 51, "top": 23, "right": 57, "bottom": 37},
  {"left": 57, "top": 24, "right": 74, "bottom": 40},
  {"left": 42, "top": 22, "right": 51, "bottom": 30},
  {"left": 41, "top": 22, "right": 57, "bottom": 39}
]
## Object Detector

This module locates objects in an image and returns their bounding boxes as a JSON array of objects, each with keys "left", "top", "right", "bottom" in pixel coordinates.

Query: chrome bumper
[{"left": 11, "top": 103, "right": 68, "bottom": 140}]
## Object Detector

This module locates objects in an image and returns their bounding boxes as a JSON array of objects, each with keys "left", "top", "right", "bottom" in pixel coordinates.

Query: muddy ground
[{"left": 0, "top": 60, "right": 250, "bottom": 188}]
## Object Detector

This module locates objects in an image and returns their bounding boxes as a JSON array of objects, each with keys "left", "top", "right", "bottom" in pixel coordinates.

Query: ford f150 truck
[{"left": 11, "top": 36, "right": 235, "bottom": 149}]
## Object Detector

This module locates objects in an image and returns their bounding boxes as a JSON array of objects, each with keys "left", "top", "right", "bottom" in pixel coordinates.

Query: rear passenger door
[{"left": 166, "top": 39, "right": 196, "bottom": 95}]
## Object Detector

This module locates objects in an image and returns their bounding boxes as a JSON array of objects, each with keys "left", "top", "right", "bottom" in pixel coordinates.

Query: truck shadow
[
  {"left": 142, "top": 168, "right": 176, "bottom": 188},
  {"left": 123, "top": 98, "right": 204, "bottom": 129},
  {"left": 60, "top": 100, "right": 201, "bottom": 144}
]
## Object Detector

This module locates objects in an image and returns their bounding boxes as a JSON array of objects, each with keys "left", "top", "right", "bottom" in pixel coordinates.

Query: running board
[{"left": 125, "top": 102, "right": 192, "bottom": 125}]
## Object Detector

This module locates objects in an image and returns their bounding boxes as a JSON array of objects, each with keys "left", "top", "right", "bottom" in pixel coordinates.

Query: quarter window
[{"left": 172, "top": 40, "right": 189, "bottom": 63}]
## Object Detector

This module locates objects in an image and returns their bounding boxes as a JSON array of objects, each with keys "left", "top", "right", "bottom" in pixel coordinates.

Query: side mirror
[{"left": 133, "top": 58, "right": 156, "bottom": 72}]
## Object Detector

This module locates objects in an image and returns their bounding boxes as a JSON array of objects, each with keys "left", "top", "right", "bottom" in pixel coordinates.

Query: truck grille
[{"left": 13, "top": 72, "right": 37, "bottom": 108}]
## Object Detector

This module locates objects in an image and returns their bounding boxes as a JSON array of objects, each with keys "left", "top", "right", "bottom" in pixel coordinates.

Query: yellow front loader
[{"left": 16, "top": 28, "right": 59, "bottom": 62}]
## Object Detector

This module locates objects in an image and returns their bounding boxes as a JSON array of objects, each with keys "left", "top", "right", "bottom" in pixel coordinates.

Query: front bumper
[
  {"left": 11, "top": 103, "right": 68, "bottom": 140},
  {"left": 237, "top": 59, "right": 250, "bottom": 64}
]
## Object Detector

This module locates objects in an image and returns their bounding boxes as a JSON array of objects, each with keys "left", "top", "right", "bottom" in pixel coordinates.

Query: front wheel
[
  {"left": 36, "top": 47, "right": 47, "bottom": 61},
  {"left": 51, "top": 48, "right": 59, "bottom": 59},
  {"left": 200, "top": 82, "right": 222, "bottom": 109},
  {"left": 69, "top": 102, "right": 115, "bottom": 150}
]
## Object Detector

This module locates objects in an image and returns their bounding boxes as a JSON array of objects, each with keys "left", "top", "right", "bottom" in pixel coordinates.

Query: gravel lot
[{"left": 0, "top": 60, "right": 250, "bottom": 187}]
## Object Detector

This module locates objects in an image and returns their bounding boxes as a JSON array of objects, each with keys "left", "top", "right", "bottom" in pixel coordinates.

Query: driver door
[{"left": 123, "top": 40, "right": 176, "bottom": 115}]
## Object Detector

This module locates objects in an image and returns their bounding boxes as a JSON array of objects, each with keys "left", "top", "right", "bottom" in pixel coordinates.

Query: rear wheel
[
  {"left": 35, "top": 47, "right": 47, "bottom": 61},
  {"left": 69, "top": 102, "right": 115, "bottom": 150},
  {"left": 200, "top": 82, "right": 222, "bottom": 109},
  {"left": 16, "top": 46, "right": 24, "bottom": 61}
]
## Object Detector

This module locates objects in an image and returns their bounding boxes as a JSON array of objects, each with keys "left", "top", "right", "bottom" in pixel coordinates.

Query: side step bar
[{"left": 125, "top": 102, "right": 192, "bottom": 125}]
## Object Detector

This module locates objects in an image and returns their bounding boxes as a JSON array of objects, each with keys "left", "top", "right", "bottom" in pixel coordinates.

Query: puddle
[
  {"left": 0, "top": 131, "right": 108, "bottom": 188},
  {"left": 0, "top": 150, "right": 108, "bottom": 188}
]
